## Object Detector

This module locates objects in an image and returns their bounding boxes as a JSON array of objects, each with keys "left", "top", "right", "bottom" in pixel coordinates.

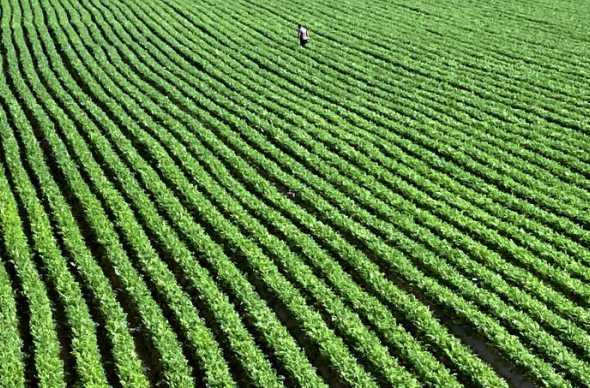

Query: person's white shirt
[{"left": 298, "top": 26, "right": 309, "bottom": 41}]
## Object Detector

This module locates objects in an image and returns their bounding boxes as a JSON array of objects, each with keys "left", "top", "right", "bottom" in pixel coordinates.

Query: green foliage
[{"left": 0, "top": 0, "right": 589, "bottom": 386}]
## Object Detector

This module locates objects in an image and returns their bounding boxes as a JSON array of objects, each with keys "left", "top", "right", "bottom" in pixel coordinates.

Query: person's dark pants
[{"left": 300, "top": 38, "right": 309, "bottom": 47}]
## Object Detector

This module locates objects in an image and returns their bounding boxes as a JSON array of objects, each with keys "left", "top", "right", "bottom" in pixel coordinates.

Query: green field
[{"left": 0, "top": 0, "right": 589, "bottom": 386}]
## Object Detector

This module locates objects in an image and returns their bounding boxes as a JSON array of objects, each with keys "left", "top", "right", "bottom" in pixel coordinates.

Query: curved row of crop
[
  {"left": 2, "top": 0, "right": 588, "bottom": 385},
  {"left": 0, "top": 7, "right": 74, "bottom": 387},
  {"left": 328, "top": 0, "right": 590, "bottom": 133},
  {"left": 22, "top": 0, "right": 296, "bottom": 384},
  {"left": 1, "top": 6, "right": 150, "bottom": 384},
  {"left": 127, "top": 0, "right": 590, "bottom": 348},
  {"left": 466, "top": 0, "right": 590, "bottom": 31},
  {"left": 289, "top": 0, "right": 590, "bottom": 121},
  {"left": 0, "top": 163, "right": 27, "bottom": 388},
  {"left": 407, "top": 0, "right": 590, "bottom": 54},
  {"left": 23, "top": 1, "right": 244, "bottom": 385},
  {"left": 172, "top": 0, "right": 590, "bottom": 233},
  {"left": 242, "top": 0, "right": 590, "bottom": 164},
  {"left": 160, "top": 0, "right": 590, "bottom": 324},
  {"left": 284, "top": 0, "right": 590, "bottom": 122},
  {"left": 3, "top": 4, "right": 114, "bottom": 384},
  {"left": 378, "top": 0, "right": 590, "bottom": 74},
  {"left": 25, "top": 1, "right": 301, "bottom": 386},
  {"left": 53, "top": 1, "right": 506, "bottom": 384}
]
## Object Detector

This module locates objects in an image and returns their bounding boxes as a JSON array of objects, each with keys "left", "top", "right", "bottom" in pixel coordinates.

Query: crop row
[
  {"left": 169, "top": 0, "right": 590, "bottom": 278},
  {"left": 283, "top": 0, "right": 590, "bottom": 132},
  {"left": 0, "top": 193, "right": 25, "bottom": 387},
  {"left": 389, "top": 0, "right": 590, "bottom": 70},
  {"left": 228, "top": 0, "right": 590, "bottom": 252},
  {"left": 381, "top": 0, "right": 590, "bottom": 75},
  {"left": 1, "top": 10, "right": 150, "bottom": 383},
  {"left": 0, "top": 162, "right": 33, "bottom": 388},
  {"left": 106, "top": 0, "right": 590, "bottom": 360},
  {"left": 3, "top": 5, "right": 118, "bottom": 384}
]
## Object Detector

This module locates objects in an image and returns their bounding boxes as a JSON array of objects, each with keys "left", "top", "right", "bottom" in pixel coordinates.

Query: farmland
[{"left": 0, "top": 0, "right": 589, "bottom": 386}]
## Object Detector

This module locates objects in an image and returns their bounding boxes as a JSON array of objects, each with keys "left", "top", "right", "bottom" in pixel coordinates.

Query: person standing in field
[{"left": 298, "top": 24, "right": 310, "bottom": 47}]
